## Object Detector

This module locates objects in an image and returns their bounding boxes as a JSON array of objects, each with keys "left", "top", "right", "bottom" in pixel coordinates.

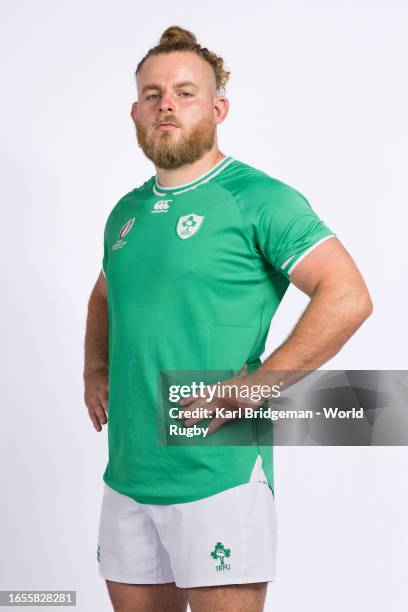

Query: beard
[{"left": 135, "top": 113, "right": 216, "bottom": 170}]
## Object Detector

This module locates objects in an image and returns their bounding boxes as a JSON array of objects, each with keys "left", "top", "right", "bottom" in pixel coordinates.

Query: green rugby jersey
[{"left": 101, "top": 155, "right": 336, "bottom": 504}]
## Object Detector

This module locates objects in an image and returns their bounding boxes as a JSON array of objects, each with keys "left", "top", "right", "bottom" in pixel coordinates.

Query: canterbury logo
[{"left": 151, "top": 199, "right": 172, "bottom": 213}]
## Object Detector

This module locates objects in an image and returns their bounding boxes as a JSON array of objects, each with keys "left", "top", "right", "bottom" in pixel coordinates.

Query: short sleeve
[
  {"left": 255, "top": 183, "right": 336, "bottom": 279},
  {"left": 100, "top": 189, "right": 136, "bottom": 277},
  {"left": 101, "top": 218, "right": 110, "bottom": 277}
]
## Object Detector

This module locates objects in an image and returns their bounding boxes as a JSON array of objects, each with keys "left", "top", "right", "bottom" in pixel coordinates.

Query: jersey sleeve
[
  {"left": 100, "top": 189, "right": 137, "bottom": 277},
  {"left": 254, "top": 182, "right": 336, "bottom": 279},
  {"left": 101, "top": 222, "right": 108, "bottom": 276},
  {"left": 102, "top": 209, "right": 115, "bottom": 277}
]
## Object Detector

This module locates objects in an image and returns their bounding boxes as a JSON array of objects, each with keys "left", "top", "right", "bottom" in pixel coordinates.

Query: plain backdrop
[{"left": 1, "top": 0, "right": 407, "bottom": 610}]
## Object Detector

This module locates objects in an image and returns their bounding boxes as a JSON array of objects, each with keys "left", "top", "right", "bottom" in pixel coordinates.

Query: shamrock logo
[
  {"left": 182, "top": 215, "right": 197, "bottom": 229},
  {"left": 176, "top": 214, "right": 205, "bottom": 240},
  {"left": 210, "top": 542, "right": 231, "bottom": 570}
]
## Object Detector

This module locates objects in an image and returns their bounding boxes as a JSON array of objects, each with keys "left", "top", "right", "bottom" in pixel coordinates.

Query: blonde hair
[{"left": 135, "top": 26, "right": 230, "bottom": 95}]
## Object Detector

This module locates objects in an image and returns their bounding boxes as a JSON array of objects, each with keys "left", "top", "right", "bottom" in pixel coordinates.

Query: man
[{"left": 84, "top": 25, "right": 373, "bottom": 612}]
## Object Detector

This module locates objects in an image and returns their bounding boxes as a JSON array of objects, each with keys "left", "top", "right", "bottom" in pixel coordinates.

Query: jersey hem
[{"left": 102, "top": 473, "right": 273, "bottom": 505}]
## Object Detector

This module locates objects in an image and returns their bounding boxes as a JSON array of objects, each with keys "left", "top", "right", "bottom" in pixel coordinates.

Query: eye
[
  {"left": 146, "top": 94, "right": 160, "bottom": 100},
  {"left": 179, "top": 91, "right": 193, "bottom": 97}
]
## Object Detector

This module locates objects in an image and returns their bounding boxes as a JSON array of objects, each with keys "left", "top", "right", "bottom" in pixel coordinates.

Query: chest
[{"left": 106, "top": 192, "right": 257, "bottom": 283}]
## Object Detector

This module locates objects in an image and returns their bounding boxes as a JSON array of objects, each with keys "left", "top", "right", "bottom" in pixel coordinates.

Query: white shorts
[{"left": 96, "top": 457, "right": 278, "bottom": 588}]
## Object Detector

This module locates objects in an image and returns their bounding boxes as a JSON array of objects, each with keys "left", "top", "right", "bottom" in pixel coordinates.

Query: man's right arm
[{"left": 83, "top": 271, "right": 109, "bottom": 432}]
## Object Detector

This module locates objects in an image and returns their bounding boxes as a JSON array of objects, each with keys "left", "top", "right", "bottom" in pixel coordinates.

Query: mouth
[{"left": 156, "top": 122, "right": 179, "bottom": 131}]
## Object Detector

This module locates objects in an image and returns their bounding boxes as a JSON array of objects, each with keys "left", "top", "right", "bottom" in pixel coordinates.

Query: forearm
[
  {"left": 254, "top": 283, "right": 372, "bottom": 387},
  {"left": 83, "top": 288, "right": 109, "bottom": 378}
]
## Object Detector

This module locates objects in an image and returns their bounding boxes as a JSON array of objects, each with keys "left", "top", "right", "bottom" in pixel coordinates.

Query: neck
[{"left": 155, "top": 147, "right": 226, "bottom": 188}]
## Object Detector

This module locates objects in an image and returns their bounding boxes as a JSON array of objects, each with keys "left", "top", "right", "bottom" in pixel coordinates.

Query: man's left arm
[{"left": 256, "top": 236, "right": 373, "bottom": 378}]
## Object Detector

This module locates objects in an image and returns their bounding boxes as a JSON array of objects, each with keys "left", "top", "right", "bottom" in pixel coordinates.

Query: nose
[{"left": 158, "top": 91, "right": 175, "bottom": 113}]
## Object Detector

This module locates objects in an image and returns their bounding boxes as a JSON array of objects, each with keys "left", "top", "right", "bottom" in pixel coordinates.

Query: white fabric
[
  {"left": 248, "top": 453, "right": 269, "bottom": 483},
  {"left": 97, "top": 468, "right": 277, "bottom": 588}
]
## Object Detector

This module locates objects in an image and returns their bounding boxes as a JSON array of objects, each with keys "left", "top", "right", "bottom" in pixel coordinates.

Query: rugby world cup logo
[
  {"left": 118, "top": 217, "right": 135, "bottom": 239},
  {"left": 112, "top": 217, "right": 135, "bottom": 250}
]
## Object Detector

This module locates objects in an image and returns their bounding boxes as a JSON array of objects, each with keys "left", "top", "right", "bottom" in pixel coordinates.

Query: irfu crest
[
  {"left": 176, "top": 214, "right": 205, "bottom": 239},
  {"left": 210, "top": 541, "right": 231, "bottom": 571}
]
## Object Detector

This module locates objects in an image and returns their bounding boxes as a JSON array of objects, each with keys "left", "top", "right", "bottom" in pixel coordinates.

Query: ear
[
  {"left": 214, "top": 95, "right": 229, "bottom": 125},
  {"left": 130, "top": 101, "right": 138, "bottom": 123}
]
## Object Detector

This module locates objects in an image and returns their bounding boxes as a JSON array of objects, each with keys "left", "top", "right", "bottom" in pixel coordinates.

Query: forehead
[{"left": 137, "top": 51, "right": 216, "bottom": 93}]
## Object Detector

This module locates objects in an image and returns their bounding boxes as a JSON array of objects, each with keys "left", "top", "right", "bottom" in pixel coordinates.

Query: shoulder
[
  {"left": 216, "top": 158, "right": 311, "bottom": 217},
  {"left": 104, "top": 177, "right": 154, "bottom": 229}
]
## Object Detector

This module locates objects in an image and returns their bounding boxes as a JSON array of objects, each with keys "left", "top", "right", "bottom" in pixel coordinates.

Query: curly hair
[{"left": 135, "top": 26, "right": 230, "bottom": 95}]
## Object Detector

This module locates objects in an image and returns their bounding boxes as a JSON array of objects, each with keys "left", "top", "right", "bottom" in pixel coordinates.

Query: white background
[{"left": 1, "top": 0, "right": 407, "bottom": 610}]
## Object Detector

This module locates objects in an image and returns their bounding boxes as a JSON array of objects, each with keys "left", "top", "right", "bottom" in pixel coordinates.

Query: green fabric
[{"left": 101, "top": 156, "right": 336, "bottom": 504}]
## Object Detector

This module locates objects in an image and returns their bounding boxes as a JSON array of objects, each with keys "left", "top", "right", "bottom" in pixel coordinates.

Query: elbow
[
  {"left": 363, "top": 294, "right": 374, "bottom": 319},
  {"left": 350, "top": 288, "right": 373, "bottom": 327},
  {"left": 324, "top": 281, "right": 373, "bottom": 329}
]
